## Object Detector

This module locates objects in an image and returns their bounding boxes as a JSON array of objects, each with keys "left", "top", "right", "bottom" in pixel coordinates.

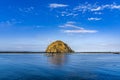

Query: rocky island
[{"left": 46, "top": 40, "right": 74, "bottom": 53}]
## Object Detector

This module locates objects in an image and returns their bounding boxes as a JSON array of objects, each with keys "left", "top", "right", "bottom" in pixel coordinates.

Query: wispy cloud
[
  {"left": 94, "top": 12, "right": 102, "bottom": 15},
  {"left": 63, "top": 29, "right": 97, "bottom": 33},
  {"left": 0, "top": 19, "right": 21, "bottom": 27},
  {"left": 88, "top": 17, "right": 102, "bottom": 21},
  {"left": 61, "top": 11, "right": 78, "bottom": 17},
  {"left": 19, "top": 6, "right": 34, "bottom": 13},
  {"left": 50, "top": 2, "right": 120, "bottom": 18},
  {"left": 49, "top": 3, "right": 68, "bottom": 8},
  {"left": 59, "top": 21, "right": 82, "bottom": 29},
  {"left": 74, "top": 2, "right": 120, "bottom": 12},
  {"left": 90, "top": 7, "right": 102, "bottom": 11},
  {"left": 59, "top": 21, "right": 98, "bottom": 33}
]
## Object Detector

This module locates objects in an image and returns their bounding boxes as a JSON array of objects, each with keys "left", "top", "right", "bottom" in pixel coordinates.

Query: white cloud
[
  {"left": 61, "top": 11, "right": 78, "bottom": 17},
  {"left": 91, "top": 7, "right": 102, "bottom": 11},
  {"left": 110, "top": 3, "right": 120, "bottom": 9},
  {"left": 74, "top": 2, "right": 120, "bottom": 12},
  {"left": 49, "top": 2, "right": 120, "bottom": 19},
  {"left": 49, "top": 3, "right": 68, "bottom": 8},
  {"left": 88, "top": 17, "right": 101, "bottom": 21},
  {"left": 66, "top": 13, "right": 78, "bottom": 16},
  {"left": 63, "top": 29, "right": 97, "bottom": 33},
  {"left": 59, "top": 21, "right": 82, "bottom": 29},
  {"left": 59, "top": 21, "right": 98, "bottom": 34}
]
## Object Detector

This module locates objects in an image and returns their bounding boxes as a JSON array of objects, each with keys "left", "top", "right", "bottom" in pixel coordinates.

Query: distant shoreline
[{"left": 0, "top": 51, "right": 119, "bottom": 54}]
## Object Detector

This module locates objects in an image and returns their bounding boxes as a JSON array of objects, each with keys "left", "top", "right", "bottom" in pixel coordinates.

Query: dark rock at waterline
[
  {"left": 113, "top": 52, "right": 120, "bottom": 54},
  {"left": 46, "top": 40, "right": 74, "bottom": 53}
]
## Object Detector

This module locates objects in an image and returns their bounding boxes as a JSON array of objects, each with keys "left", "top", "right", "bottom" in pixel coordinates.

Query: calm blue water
[{"left": 0, "top": 53, "right": 120, "bottom": 80}]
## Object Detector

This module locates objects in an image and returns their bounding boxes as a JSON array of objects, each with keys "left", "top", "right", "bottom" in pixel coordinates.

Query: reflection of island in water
[{"left": 46, "top": 53, "right": 69, "bottom": 66}]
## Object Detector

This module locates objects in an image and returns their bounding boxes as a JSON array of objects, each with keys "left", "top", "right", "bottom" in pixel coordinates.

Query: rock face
[{"left": 46, "top": 40, "right": 74, "bottom": 53}]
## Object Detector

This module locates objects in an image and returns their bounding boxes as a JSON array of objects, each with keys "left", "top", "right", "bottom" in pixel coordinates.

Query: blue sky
[{"left": 0, "top": 0, "right": 120, "bottom": 52}]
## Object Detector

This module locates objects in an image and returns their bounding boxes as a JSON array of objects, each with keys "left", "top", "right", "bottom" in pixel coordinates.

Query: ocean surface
[{"left": 0, "top": 53, "right": 120, "bottom": 80}]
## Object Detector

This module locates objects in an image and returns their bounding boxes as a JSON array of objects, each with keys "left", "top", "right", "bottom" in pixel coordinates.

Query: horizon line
[{"left": 0, "top": 51, "right": 119, "bottom": 53}]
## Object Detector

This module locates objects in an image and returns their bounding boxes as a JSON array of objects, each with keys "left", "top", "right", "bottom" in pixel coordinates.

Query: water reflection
[{"left": 46, "top": 53, "right": 68, "bottom": 66}]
